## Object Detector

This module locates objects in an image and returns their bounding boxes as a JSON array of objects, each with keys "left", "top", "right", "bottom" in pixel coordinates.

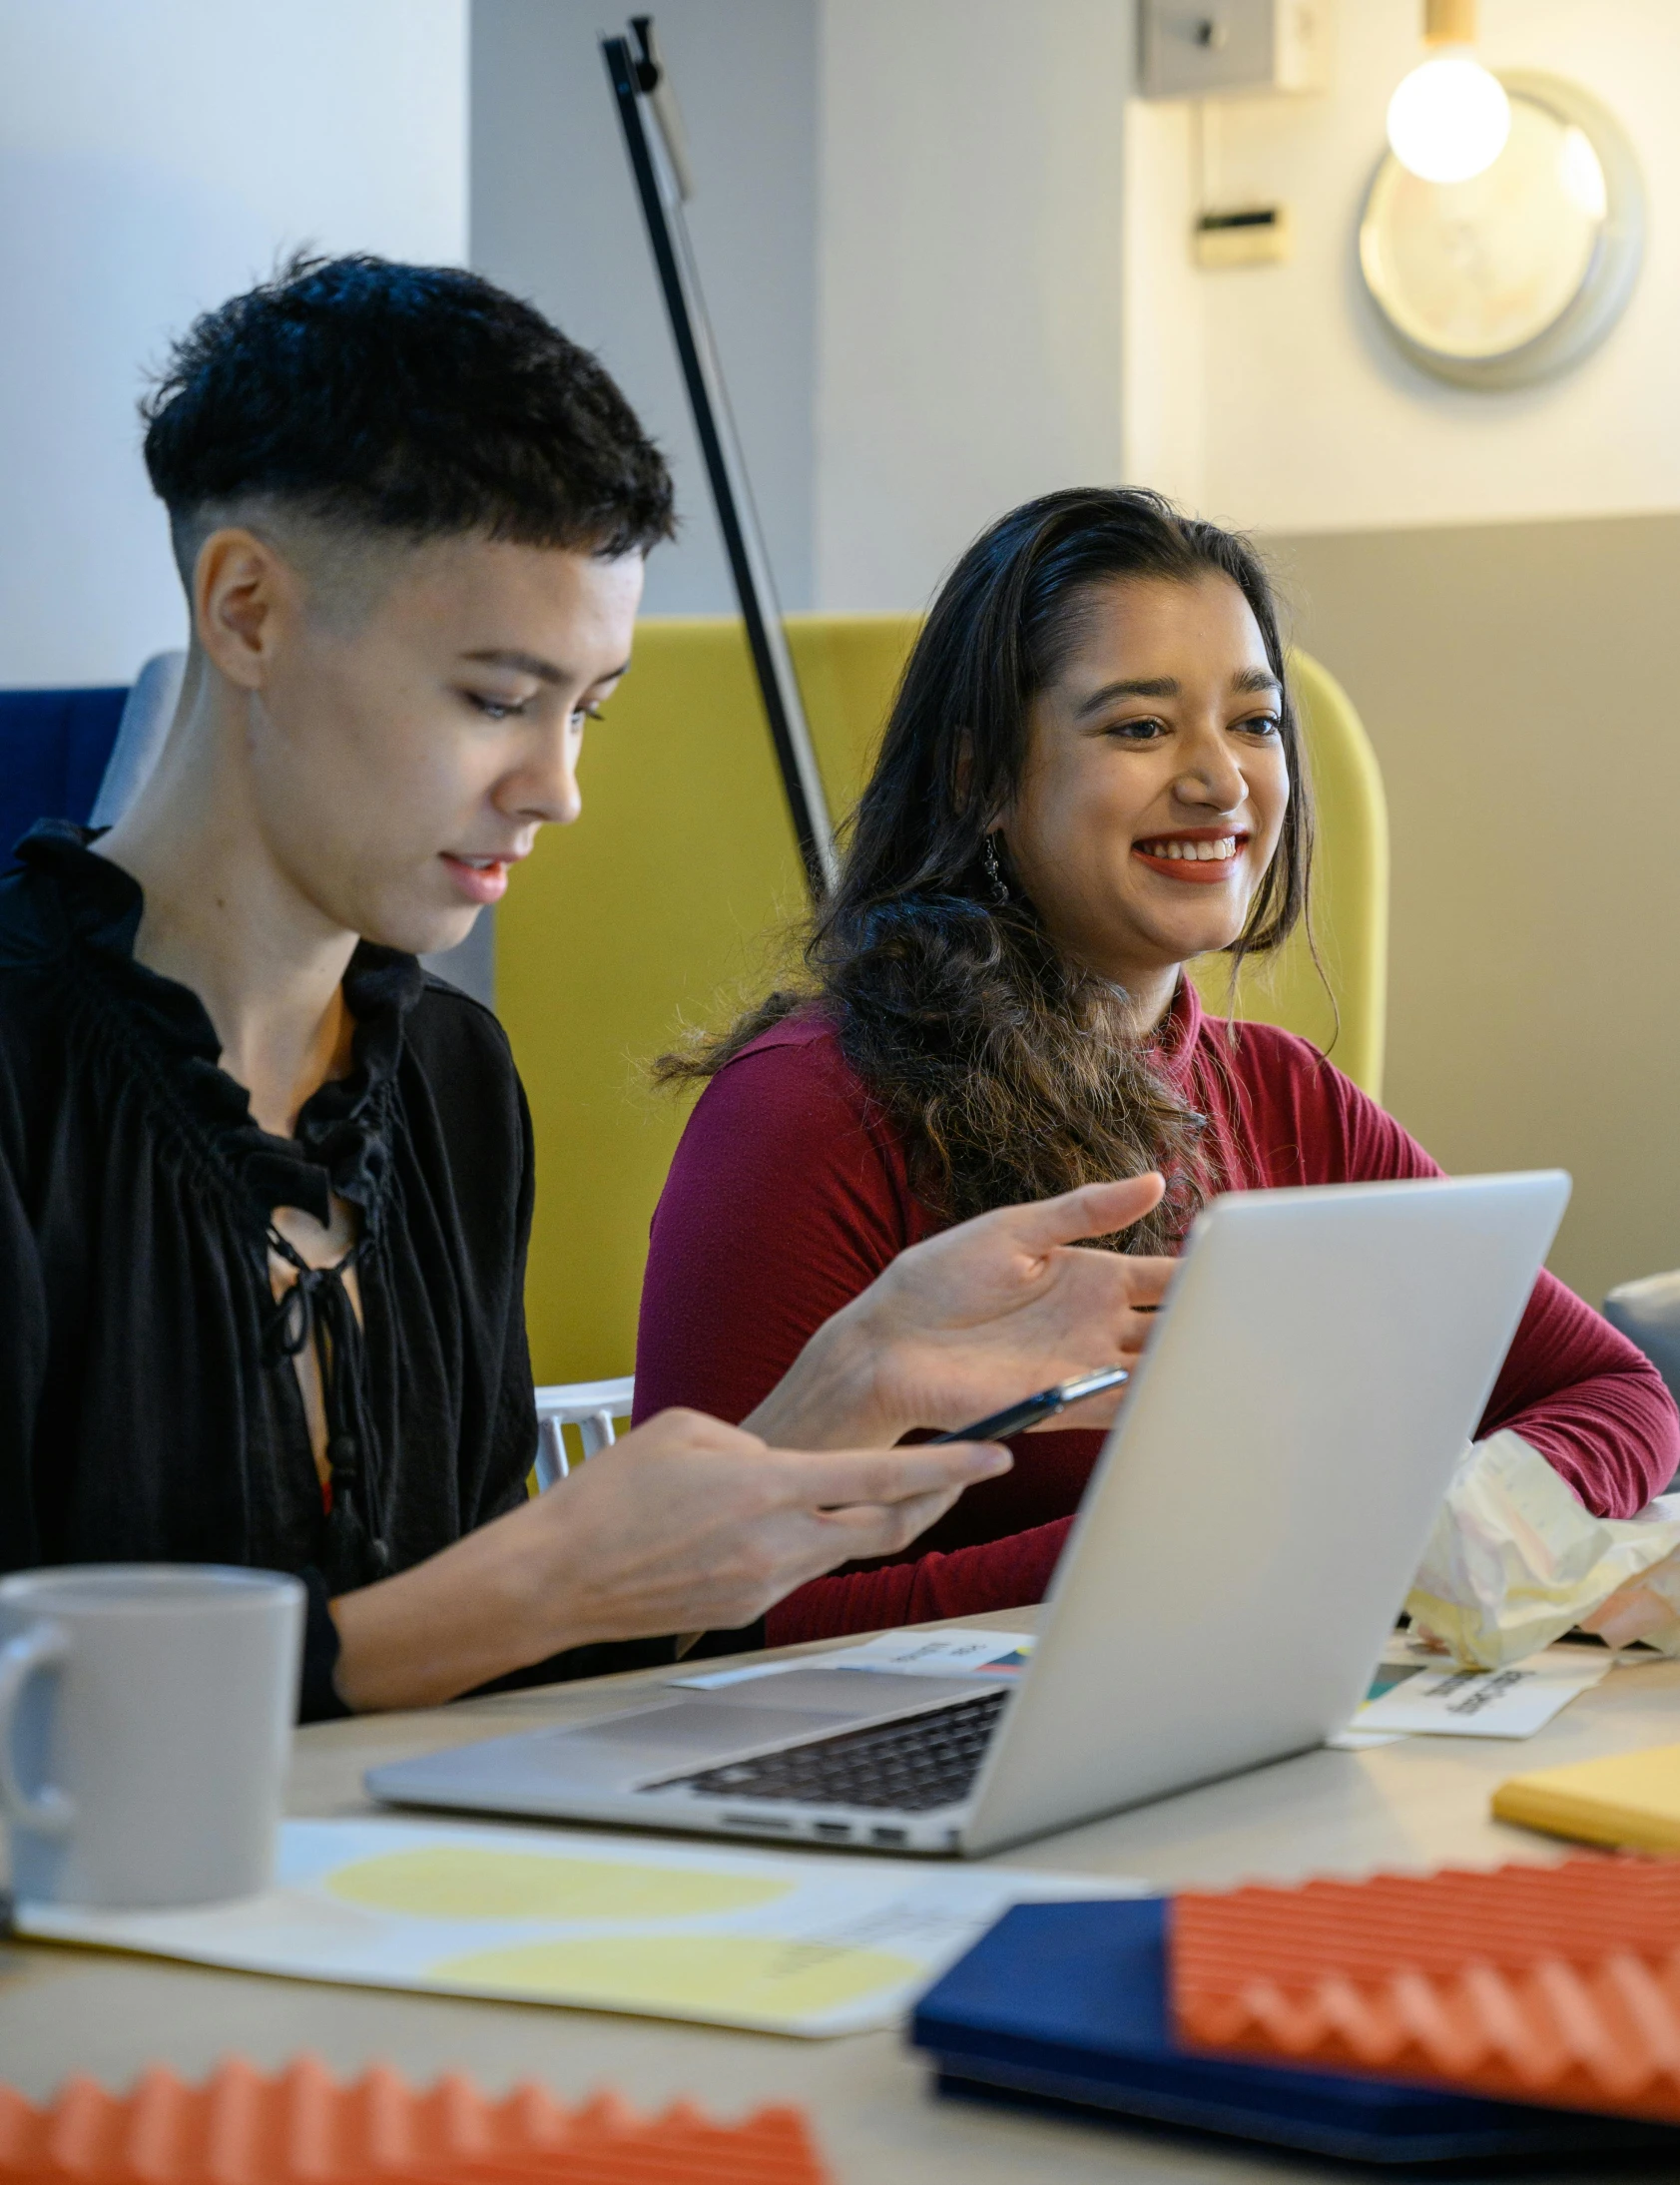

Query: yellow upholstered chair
[
  {"left": 497, "top": 618, "right": 1387, "bottom": 1385},
  {"left": 1189, "top": 649, "right": 1389, "bottom": 1095}
]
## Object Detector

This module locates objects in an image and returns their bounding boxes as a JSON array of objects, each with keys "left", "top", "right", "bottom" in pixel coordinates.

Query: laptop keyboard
[{"left": 653, "top": 1688, "right": 1010, "bottom": 1812}]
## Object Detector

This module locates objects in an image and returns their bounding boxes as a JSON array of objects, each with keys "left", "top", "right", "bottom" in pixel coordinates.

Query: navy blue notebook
[{"left": 911, "top": 1899, "right": 1680, "bottom": 2167}]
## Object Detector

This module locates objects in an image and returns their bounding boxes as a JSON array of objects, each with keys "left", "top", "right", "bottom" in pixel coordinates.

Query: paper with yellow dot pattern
[{"left": 18, "top": 1818, "right": 1141, "bottom": 2036}]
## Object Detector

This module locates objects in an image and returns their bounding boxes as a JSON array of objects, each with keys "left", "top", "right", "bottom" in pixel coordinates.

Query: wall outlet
[
  {"left": 1140, "top": 0, "right": 1333, "bottom": 101},
  {"left": 1194, "top": 205, "right": 1294, "bottom": 267}
]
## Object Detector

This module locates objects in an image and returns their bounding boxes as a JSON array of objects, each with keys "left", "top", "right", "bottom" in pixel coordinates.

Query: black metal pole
[{"left": 603, "top": 25, "right": 838, "bottom": 900}]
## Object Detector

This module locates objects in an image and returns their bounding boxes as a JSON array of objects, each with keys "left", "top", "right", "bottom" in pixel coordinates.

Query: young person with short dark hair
[
  {"left": 636, "top": 487, "right": 1680, "bottom": 1643},
  {"left": 0, "top": 264, "right": 1172, "bottom": 1718}
]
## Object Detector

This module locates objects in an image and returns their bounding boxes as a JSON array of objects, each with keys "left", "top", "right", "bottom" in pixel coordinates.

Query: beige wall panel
[{"left": 1268, "top": 514, "right": 1680, "bottom": 1305}]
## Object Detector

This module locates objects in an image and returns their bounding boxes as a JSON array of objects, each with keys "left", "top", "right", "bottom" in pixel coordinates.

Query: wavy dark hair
[{"left": 660, "top": 487, "right": 1314, "bottom": 1254}]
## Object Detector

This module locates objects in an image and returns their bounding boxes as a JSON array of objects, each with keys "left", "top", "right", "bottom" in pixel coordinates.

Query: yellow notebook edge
[{"left": 1491, "top": 1777, "right": 1680, "bottom": 1855}]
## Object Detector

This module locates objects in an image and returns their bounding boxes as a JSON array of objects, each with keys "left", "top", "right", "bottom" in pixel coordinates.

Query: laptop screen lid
[{"left": 961, "top": 1171, "right": 1570, "bottom": 1856}]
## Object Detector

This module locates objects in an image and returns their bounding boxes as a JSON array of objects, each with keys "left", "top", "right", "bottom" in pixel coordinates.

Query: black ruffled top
[{"left": 0, "top": 823, "right": 543, "bottom": 1715}]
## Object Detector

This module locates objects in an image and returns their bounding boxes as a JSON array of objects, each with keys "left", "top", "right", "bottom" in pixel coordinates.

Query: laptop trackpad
[{"left": 556, "top": 1698, "right": 858, "bottom": 1760}]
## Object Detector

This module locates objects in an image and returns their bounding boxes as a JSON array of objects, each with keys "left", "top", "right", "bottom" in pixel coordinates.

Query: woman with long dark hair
[{"left": 636, "top": 488, "right": 1676, "bottom": 1644}]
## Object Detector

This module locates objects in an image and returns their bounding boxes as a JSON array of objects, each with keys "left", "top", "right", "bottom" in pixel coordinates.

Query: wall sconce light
[
  {"left": 1361, "top": 47, "right": 1645, "bottom": 390},
  {"left": 1386, "top": 0, "right": 1508, "bottom": 185}
]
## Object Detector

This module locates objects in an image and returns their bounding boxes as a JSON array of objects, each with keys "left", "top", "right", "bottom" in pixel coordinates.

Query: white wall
[
  {"left": 470, "top": 0, "right": 820, "bottom": 618},
  {"left": 1124, "top": 0, "right": 1680, "bottom": 532},
  {"left": 0, "top": 0, "right": 468, "bottom": 688},
  {"left": 815, "top": 0, "right": 1132, "bottom": 611},
  {"left": 470, "top": 0, "right": 1133, "bottom": 619},
  {"left": 1121, "top": 96, "right": 1204, "bottom": 514}
]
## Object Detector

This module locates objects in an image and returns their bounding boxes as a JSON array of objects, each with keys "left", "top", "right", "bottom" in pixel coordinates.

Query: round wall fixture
[{"left": 1358, "top": 71, "right": 1644, "bottom": 389}]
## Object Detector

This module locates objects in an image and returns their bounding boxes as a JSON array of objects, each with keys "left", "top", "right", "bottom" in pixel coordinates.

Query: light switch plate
[{"left": 1139, "top": 0, "right": 1333, "bottom": 101}]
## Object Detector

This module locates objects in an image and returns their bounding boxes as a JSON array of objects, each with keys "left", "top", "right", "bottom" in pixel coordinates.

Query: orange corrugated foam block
[
  {"left": 1171, "top": 1856, "right": 1680, "bottom": 2124},
  {"left": 0, "top": 2061, "right": 829, "bottom": 2185}
]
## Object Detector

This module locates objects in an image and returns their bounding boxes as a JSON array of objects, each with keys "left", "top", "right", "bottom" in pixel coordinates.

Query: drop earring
[{"left": 982, "top": 832, "right": 1010, "bottom": 905}]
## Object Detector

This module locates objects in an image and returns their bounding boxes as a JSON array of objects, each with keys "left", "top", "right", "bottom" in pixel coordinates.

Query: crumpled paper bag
[
  {"left": 1578, "top": 1537, "right": 1680, "bottom": 1650},
  {"left": 1405, "top": 1429, "right": 1680, "bottom": 1668}
]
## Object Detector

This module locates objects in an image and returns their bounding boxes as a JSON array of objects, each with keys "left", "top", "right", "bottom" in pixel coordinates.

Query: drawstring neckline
[{"left": 263, "top": 1227, "right": 390, "bottom": 1578}]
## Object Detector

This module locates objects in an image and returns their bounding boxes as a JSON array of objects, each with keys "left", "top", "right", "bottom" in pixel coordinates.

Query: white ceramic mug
[{"left": 0, "top": 1564, "right": 304, "bottom": 1909}]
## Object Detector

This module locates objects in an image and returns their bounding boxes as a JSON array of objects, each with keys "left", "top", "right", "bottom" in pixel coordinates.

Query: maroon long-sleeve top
[{"left": 634, "top": 979, "right": 1678, "bottom": 1645}]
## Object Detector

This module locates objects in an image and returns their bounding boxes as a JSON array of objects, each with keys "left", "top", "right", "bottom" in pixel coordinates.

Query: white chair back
[
  {"left": 91, "top": 651, "right": 186, "bottom": 825},
  {"left": 533, "top": 1375, "right": 634, "bottom": 1489}
]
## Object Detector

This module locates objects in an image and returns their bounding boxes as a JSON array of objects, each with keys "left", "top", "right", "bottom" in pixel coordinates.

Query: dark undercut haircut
[{"left": 141, "top": 253, "right": 675, "bottom": 564}]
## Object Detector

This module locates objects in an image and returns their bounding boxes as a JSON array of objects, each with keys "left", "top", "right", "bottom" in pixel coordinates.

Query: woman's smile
[
  {"left": 1131, "top": 826, "right": 1251, "bottom": 883},
  {"left": 999, "top": 570, "right": 1292, "bottom": 1017}
]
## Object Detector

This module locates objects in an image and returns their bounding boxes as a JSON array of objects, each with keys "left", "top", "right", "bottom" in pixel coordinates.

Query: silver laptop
[{"left": 368, "top": 1171, "right": 1569, "bottom": 1857}]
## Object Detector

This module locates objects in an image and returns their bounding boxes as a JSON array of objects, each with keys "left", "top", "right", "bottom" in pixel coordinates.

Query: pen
[{"left": 930, "top": 1362, "right": 1131, "bottom": 1445}]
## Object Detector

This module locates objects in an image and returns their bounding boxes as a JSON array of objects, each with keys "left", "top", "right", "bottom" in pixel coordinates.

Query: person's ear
[
  {"left": 951, "top": 731, "right": 973, "bottom": 805},
  {"left": 952, "top": 733, "right": 1017, "bottom": 832},
  {"left": 192, "top": 528, "right": 302, "bottom": 692}
]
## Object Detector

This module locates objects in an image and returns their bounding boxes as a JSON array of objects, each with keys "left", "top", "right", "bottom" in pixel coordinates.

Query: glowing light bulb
[{"left": 1387, "top": 51, "right": 1511, "bottom": 185}]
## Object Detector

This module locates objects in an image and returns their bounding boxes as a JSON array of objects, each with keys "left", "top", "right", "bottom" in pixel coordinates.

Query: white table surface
[{"left": 5, "top": 1613, "right": 1677, "bottom": 2183}]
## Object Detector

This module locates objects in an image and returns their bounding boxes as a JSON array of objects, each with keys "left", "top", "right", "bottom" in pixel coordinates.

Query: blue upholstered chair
[
  {"left": 0, "top": 687, "right": 129, "bottom": 870},
  {"left": 0, "top": 653, "right": 185, "bottom": 871}
]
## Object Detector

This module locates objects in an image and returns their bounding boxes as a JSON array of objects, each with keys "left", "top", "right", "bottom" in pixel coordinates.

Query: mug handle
[{"left": 0, "top": 1620, "right": 74, "bottom": 1835}]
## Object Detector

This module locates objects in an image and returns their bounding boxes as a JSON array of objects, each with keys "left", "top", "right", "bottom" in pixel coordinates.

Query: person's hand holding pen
[
  {"left": 334, "top": 1175, "right": 1173, "bottom": 1708},
  {"left": 744, "top": 1175, "right": 1176, "bottom": 1451},
  {"left": 929, "top": 1361, "right": 1138, "bottom": 1445}
]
